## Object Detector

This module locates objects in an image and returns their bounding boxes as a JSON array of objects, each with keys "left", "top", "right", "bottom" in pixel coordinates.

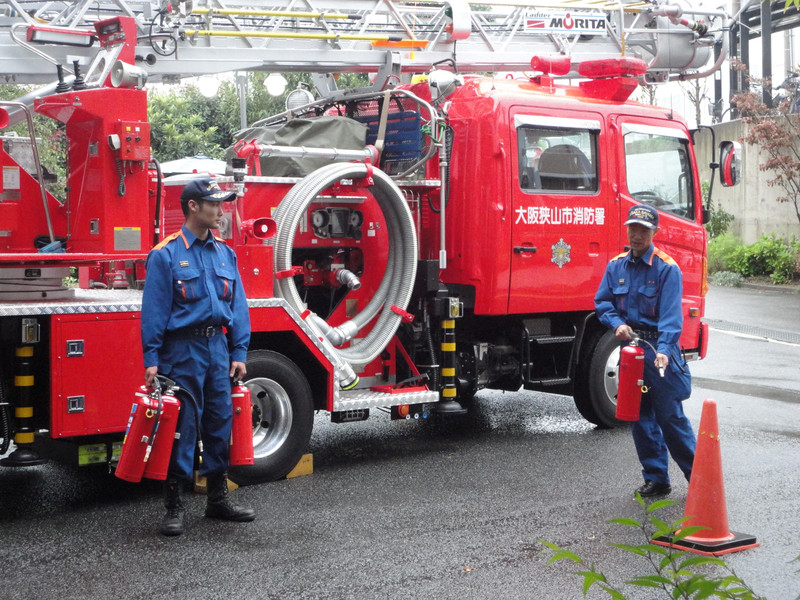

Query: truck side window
[
  {"left": 624, "top": 129, "right": 694, "bottom": 220},
  {"left": 517, "top": 127, "right": 597, "bottom": 193}
]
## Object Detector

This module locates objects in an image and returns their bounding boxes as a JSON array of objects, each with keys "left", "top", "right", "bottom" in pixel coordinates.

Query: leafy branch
[
  {"left": 731, "top": 66, "right": 800, "bottom": 226},
  {"left": 541, "top": 493, "right": 767, "bottom": 599}
]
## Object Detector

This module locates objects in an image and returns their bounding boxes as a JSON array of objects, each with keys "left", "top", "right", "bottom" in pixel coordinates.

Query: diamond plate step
[{"left": 334, "top": 387, "right": 439, "bottom": 412}]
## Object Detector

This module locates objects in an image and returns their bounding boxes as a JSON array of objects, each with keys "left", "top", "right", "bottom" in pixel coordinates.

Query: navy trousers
[
  {"left": 630, "top": 348, "right": 696, "bottom": 485},
  {"left": 159, "top": 333, "right": 232, "bottom": 480}
]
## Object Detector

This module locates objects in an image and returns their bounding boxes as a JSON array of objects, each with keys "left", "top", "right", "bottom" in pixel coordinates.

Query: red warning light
[{"left": 397, "top": 404, "right": 410, "bottom": 418}]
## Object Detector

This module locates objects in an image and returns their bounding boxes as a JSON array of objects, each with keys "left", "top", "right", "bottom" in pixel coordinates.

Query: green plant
[
  {"left": 707, "top": 233, "right": 743, "bottom": 274},
  {"left": 704, "top": 194, "right": 735, "bottom": 240},
  {"left": 728, "top": 234, "right": 799, "bottom": 284},
  {"left": 0, "top": 84, "right": 67, "bottom": 201},
  {"left": 542, "top": 494, "right": 765, "bottom": 599},
  {"left": 709, "top": 271, "right": 743, "bottom": 287},
  {"left": 732, "top": 76, "right": 800, "bottom": 226},
  {"left": 148, "top": 92, "right": 224, "bottom": 161}
]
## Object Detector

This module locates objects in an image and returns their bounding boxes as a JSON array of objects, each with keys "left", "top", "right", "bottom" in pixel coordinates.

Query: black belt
[
  {"left": 634, "top": 329, "right": 659, "bottom": 340},
  {"left": 171, "top": 325, "right": 224, "bottom": 338}
]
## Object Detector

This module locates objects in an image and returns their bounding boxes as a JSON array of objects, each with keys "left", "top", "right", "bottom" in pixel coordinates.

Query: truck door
[
  {"left": 509, "top": 111, "right": 611, "bottom": 314},
  {"left": 612, "top": 118, "right": 707, "bottom": 348}
]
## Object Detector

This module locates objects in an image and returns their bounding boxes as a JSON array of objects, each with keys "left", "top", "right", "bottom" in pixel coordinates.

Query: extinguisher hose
[
  {"left": 632, "top": 336, "right": 658, "bottom": 355},
  {"left": 144, "top": 379, "right": 165, "bottom": 462},
  {"left": 631, "top": 336, "right": 665, "bottom": 377},
  {"left": 170, "top": 385, "right": 204, "bottom": 461},
  {"left": 151, "top": 376, "right": 203, "bottom": 467}
]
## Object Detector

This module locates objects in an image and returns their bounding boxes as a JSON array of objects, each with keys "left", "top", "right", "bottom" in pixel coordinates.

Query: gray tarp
[{"left": 227, "top": 116, "right": 368, "bottom": 177}]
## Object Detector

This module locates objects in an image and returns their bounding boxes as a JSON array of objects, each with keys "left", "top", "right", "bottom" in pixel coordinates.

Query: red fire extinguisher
[
  {"left": 616, "top": 339, "right": 645, "bottom": 421},
  {"left": 115, "top": 383, "right": 181, "bottom": 482},
  {"left": 229, "top": 380, "right": 255, "bottom": 466}
]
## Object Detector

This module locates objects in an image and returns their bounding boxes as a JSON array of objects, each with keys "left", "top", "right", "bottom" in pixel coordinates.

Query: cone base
[{"left": 653, "top": 531, "right": 759, "bottom": 556}]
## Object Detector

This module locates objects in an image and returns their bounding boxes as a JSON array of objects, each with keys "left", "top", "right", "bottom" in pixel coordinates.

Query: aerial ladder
[{"left": 1, "top": 0, "right": 731, "bottom": 91}]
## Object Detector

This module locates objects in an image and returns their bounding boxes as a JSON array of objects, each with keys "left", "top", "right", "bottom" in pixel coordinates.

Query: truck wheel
[
  {"left": 228, "top": 350, "right": 314, "bottom": 486},
  {"left": 573, "top": 330, "right": 624, "bottom": 428}
]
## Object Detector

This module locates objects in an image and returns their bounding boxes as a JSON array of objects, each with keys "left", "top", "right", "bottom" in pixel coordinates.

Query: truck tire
[
  {"left": 573, "top": 330, "right": 624, "bottom": 428},
  {"left": 228, "top": 350, "right": 314, "bottom": 486}
]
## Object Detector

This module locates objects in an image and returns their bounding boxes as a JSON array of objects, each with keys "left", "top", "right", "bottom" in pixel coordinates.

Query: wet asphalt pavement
[{"left": 1, "top": 284, "right": 799, "bottom": 600}]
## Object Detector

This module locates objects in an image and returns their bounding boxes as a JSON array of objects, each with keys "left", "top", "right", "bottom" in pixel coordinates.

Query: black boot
[
  {"left": 160, "top": 477, "right": 186, "bottom": 536},
  {"left": 204, "top": 472, "right": 255, "bottom": 522}
]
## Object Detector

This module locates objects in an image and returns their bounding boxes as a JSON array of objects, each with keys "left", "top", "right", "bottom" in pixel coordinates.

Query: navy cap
[
  {"left": 180, "top": 178, "right": 235, "bottom": 203},
  {"left": 624, "top": 204, "right": 658, "bottom": 229}
]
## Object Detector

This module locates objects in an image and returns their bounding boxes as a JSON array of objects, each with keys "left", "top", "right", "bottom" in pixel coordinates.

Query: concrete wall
[{"left": 695, "top": 120, "right": 800, "bottom": 244}]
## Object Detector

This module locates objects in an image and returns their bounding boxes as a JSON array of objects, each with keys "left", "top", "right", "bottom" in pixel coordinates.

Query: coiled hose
[
  {"left": 272, "top": 162, "right": 418, "bottom": 384},
  {"left": 0, "top": 365, "right": 11, "bottom": 456}
]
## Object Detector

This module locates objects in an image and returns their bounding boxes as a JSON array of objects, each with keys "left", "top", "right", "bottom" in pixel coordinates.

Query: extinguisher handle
[
  {"left": 631, "top": 336, "right": 659, "bottom": 355},
  {"left": 155, "top": 374, "right": 178, "bottom": 391}
]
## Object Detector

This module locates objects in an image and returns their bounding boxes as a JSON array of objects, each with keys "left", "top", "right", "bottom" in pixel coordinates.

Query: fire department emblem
[{"left": 551, "top": 238, "right": 571, "bottom": 268}]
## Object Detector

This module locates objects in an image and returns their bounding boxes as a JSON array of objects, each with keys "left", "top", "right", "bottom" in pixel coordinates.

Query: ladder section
[{"left": 0, "top": 0, "right": 730, "bottom": 84}]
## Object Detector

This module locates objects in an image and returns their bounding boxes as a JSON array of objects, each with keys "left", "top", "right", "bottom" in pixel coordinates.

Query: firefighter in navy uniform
[
  {"left": 594, "top": 204, "right": 696, "bottom": 497},
  {"left": 142, "top": 178, "right": 254, "bottom": 536}
]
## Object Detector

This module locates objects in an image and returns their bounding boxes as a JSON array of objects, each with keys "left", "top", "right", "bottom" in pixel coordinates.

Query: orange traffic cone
[{"left": 653, "top": 398, "right": 759, "bottom": 556}]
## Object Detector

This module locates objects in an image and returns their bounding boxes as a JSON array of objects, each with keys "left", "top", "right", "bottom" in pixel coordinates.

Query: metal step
[
  {"left": 522, "top": 328, "right": 576, "bottom": 386},
  {"left": 525, "top": 377, "right": 571, "bottom": 387},
  {"left": 528, "top": 334, "right": 576, "bottom": 345},
  {"left": 0, "top": 265, "right": 73, "bottom": 301},
  {"left": 333, "top": 386, "right": 439, "bottom": 412}
]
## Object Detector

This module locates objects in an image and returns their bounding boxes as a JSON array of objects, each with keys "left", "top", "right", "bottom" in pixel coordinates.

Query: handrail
[{"left": 0, "top": 101, "right": 54, "bottom": 243}]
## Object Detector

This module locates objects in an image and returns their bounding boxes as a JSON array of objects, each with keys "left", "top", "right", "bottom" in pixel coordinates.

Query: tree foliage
[
  {"left": 3, "top": 71, "right": 377, "bottom": 177},
  {"left": 0, "top": 85, "right": 67, "bottom": 199},
  {"left": 635, "top": 84, "right": 658, "bottom": 106},
  {"left": 731, "top": 68, "right": 800, "bottom": 226},
  {"left": 679, "top": 78, "right": 710, "bottom": 128},
  {"left": 148, "top": 90, "right": 223, "bottom": 161},
  {"left": 702, "top": 181, "right": 735, "bottom": 239},
  {"left": 147, "top": 72, "right": 331, "bottom": 161}
]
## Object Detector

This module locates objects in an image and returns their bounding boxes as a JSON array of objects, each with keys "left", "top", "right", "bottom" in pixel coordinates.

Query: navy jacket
[{"left": 141, "top": 225, "right": 250, "bottom": 368}]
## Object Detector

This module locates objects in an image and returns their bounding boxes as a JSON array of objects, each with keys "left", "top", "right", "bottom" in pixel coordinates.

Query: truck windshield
[
  {"left": 624, "top": 130, "right": 694, "bottom": 220},
  {"left": 517, "top": 127, "right": 597, "bottom": 193}
]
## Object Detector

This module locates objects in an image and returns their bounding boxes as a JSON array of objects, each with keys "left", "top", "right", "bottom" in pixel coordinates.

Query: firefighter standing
[
  {"left": 142, "top": 178, "right": 254, "bottom": 536},
  {"left": 594, "top": 204, "right": 696, "bottom": 497}
]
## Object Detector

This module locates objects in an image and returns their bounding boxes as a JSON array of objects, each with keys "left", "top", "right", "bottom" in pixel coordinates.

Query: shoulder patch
[
  {"left": 653, "top": 247, "right": 678, "bottom": 266},
  {"left": 152, "top": 230, "right": 183, "bottom": 251},
  {"left": 610, "top": 251, "right": 628, "bottom": 262}
]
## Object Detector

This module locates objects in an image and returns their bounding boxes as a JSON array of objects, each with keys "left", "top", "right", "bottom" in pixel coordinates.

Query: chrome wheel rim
[
  {"left": 603, "top": 345, "right": 620, "bottom": 408},
  {"left": 245, "top": 377, "right": 293, "bottom": 459}
]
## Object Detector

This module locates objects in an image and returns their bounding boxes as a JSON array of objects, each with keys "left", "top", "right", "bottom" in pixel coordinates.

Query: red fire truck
[{"left": 0, "top": 2, "right": 741, "bottom": 484}]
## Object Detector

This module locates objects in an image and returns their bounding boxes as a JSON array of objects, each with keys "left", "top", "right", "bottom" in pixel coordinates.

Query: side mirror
[{"left": 719, "top": 141, "right": 742, "bottom": 187}]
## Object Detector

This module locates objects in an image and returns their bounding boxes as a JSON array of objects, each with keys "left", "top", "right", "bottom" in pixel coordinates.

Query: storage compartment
[{"left": 50, "top": 312, "right": 141, "bottom": 437}]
